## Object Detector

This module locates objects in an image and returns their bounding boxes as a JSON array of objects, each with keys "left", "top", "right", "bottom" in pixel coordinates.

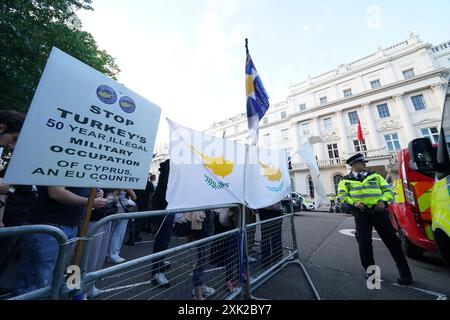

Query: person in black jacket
[
  {"left": 126, "top": 174, "right": 155, "bottom": 245},
  {"left": 150, "top": 160, "right": 173, "bottom": 287}
]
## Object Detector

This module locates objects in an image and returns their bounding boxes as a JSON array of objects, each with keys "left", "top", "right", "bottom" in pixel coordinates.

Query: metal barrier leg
[{"left": 246, "top": 213, "right": 321, "bottom": 300}]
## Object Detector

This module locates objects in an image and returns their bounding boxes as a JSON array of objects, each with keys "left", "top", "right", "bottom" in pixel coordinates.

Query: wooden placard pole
[{"left": 73, "top": 187, "right": 97, "bottom": 266}]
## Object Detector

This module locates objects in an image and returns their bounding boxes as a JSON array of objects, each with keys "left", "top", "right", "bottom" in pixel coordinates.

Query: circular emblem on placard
[
  {"left": 119, "top": 96, "right": 136, "bottom": 113},
  {"left": 96, "top": 85, "right": 117, "bottom": 104}
]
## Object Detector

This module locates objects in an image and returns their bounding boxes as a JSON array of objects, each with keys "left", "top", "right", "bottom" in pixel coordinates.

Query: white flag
[
  {"left": 245, "top": 145, "right": 291, "bottom": 209},
  {"left": 167, "top": 119, "right": 290, "bottom": 210},
  {"left": 167, "top": 119, "right": 245, "bottom": 210},
  {"left": 297, "top": 136, "right": 328, "bottom": 207}
]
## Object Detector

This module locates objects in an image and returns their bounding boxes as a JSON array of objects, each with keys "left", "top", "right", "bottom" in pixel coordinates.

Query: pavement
[
  {"left": 1, "top": 211, "right": 449, "bottom": 300},
  {"left": 254, "top": 211, "right": 449, "bottom": 300}
]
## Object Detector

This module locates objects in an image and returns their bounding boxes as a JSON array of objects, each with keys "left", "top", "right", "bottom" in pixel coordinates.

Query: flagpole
[{"left": 241, "top": 143, "right": 251, "bottom": 299}]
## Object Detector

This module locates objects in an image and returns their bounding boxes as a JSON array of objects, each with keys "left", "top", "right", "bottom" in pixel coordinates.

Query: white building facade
[{"left": 203, "top": 33, "right": 450, "bottom": 197}]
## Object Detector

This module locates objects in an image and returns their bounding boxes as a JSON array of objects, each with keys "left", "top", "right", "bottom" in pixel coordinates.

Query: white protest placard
[{"left": 4, "top": 47, "right": 161, "bottom": 189}]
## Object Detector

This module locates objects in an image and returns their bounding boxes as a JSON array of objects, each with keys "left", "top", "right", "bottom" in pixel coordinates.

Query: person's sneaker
[
  {"left": 192, "top": 285, "right": 216, "bottom": 297},
  {"left": 202, "top": 286, "right": 216, "bottom": 297},
  {"left": 152, "top": 272, "right": 170, "bottom": 288},
  {"left": 87, "top": 286, "right": 102, "bottom": 299},
  {"left": 108, "top": 256, "right": 126, "bottom": 264},
  {"left": 397, "top": 277, "right": 412, "bottom": 286}
]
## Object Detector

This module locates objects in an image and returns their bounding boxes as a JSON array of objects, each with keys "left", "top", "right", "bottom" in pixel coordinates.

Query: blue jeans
[{"left": 13, "top": 225, "right": 78, "bottom": 296}]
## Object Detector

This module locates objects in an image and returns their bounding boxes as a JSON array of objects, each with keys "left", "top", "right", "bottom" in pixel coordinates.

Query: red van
[{"left": 387, "top": 147, "right": 437, "bottom": 259}]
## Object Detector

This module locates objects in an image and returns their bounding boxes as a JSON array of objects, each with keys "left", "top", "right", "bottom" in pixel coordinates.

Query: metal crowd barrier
[
  {"left": 74, "top": 204, "right": 244, "bottom": 300},
  {"left": 0, "top": 225, "right": 70, "bottom": 300},
  {"left": 242, "top": 197, "right": 321, "bottom": 300},
  {"left": 1, "top": 200, "right": 320, "bottom": 300}
]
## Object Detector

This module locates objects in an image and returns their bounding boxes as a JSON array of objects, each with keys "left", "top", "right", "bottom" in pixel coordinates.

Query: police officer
[{"left": 338, "top": 153, "right": 412, "bottom": 285}]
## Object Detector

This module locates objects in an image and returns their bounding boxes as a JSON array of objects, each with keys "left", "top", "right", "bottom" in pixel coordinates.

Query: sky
[{"left": 77, "top": 0, "right": 450, "bottom": 146}]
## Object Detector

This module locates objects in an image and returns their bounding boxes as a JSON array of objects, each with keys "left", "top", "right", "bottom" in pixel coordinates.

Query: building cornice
[
  {"left": 288, "top": 68, "right": 449, "bottom": 121},
  {"left": 288, "top": 42, "right": 432, "bottom": 97}
]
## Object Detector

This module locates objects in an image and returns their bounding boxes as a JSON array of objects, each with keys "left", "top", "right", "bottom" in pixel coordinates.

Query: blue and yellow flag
[{"left": 245, "top": 39, "right": 269, "bottom": 145}]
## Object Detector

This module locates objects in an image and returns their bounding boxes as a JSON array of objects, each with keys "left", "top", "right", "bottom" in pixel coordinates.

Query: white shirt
[{"left": 352, "top": 171, "right": 368, "bottom": 179}]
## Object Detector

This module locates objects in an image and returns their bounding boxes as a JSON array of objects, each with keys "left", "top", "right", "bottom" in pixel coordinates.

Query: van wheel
[
  {"left": 398, "top": 228, "right": 424, "bottom": 260},
  {"left": 301, "top": 204, "right": 307, "bottom": 211}
]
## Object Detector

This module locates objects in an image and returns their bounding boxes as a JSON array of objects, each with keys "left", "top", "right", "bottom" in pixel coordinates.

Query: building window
[
  {"left": 384, "top": 133, "right": 401, "bottom": 151},
  {"left": 377, "top": 103, "right": 391, "bottom": 118},
  {"left": 353, "top": 139, "right": 367, "bottom": 152},
  {"left": 411, "top": 94, "right": 426, "bottom": 111},
  {"left": 333, "top": 175, "right": 343, "bottom": 195},
  {"left": 327, "top": 143, "right": 340, "bottom": 159},
  {"left": 343, "top": 89, "right": 352, "bottom": 98},
  {"left": 370, "top": 79, "right": 381, "bottom": 89},
  {"left": 402, "top": 68, "right": 415, "bottom": 79},
  {"left": 263, "top": 118, "right": 268, "bottom": 125},
  {"left": 281, "top": 111, "right": 287, "bottom": 119},
  {"left": 281, "top": 129, "right": 289, "bottom": 141},
  {"left": 323, "top": 117, "right": 333, "bottom": 132},
  {"left": 348, "top": 111, "right": 359, "bottom": 125},
  {"left": 263, "top": 133, "right": 270, "bottom": 145},
  {"left": 320, "top": 96, "right": 328, "bottom": 105},
  {"left": 234, "top": 125, "right": 239, "bottom": 133},
  {"left": 421, "top": 127, "right": 439, "bottom": 144},
  {"left": 307, "top": 176, "right": 315, "bottom": 198},
  {"left": 299, "top": 103, "right": 306, "bottom": 111},
  {"left": 301, "top": 122, "right": 310, "bottom": 136}
]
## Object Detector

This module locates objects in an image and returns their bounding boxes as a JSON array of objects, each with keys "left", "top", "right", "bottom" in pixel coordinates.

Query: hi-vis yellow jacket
[{"left": 337, "top": 172, "right": 395, "bottom": 208}]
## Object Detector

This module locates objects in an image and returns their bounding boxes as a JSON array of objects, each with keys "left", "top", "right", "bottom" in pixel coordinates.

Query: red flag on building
[{"left": 357, "top": 118, "right": 364, "bottom": 142}]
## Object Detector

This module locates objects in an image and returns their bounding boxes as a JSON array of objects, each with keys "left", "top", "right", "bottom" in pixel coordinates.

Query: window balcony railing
[{"left": 290, "top": 147, "right": 398, "bottom": 171}]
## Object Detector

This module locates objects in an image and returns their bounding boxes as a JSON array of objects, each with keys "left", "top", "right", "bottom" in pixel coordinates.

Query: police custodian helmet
[{"left": 346, "top": 153, "right": 369, "bottom": 166}]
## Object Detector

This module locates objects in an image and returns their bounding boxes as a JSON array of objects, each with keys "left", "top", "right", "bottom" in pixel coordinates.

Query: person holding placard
[
  {"left": 12, "top": 187, "right": 107, "bottom": 296},
  {"left": 0, "top": 110, "right": 26, "bottom": 228}
]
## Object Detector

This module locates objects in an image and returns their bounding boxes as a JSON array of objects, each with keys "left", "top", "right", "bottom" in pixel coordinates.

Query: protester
[
  {"left": 0, "top": 184, "right": 37, "bottom": 278},
  {"left": 107, "top": 189, "right": 137, "bottom": 264},
  {"left": 84, "top": 189, "right": 118, "bottom": 299},
  {"left": 212, "top": 207, "right": 240, "bottom": 293},
  {"left": 258, "top": 202, "right": 284, "bottom": 270},
  {"left": 0, "top": 110, "right": 25, "bottom": 149},
  {"left": 12, "top": 186, "right": 107, "bottom": 295},
  {"left": 0, "top": 110, "right": 26, "bottom": 228},
  {"left": 151, "top": 160, "right": 174, "bottom": 287},
  {"left": 179, "top": 210, "right": 216, "bottom": 300},
  {"left": 126, "top": 173, "right": 155, "bottom": 245},
  {"left": 337, "top": 153, "right": 413, "bottom": 285}
]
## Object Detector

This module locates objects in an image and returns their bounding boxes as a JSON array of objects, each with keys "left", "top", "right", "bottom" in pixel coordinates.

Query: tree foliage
[{"left": 0, "top": 0, "right": 120, "bottom": 113}]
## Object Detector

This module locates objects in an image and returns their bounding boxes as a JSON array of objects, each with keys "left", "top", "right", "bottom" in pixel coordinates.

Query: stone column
[
  {"left": 393, "top": 94, "right": 417, "bottom": 142},
  {"left": 386, "top": 61, "right": 398, "bottom": 82},
  {"left": 311, "top": 117, "right": 326, "bottom": 160},
  {"left": 361, "top": 103, "right": 382, "bottom": 149},
  {"left": 335, "top": 110, "right": 351, "bottom": 156},
  {"left": 431, "top": 82, "right": 448, "bottom": 111},
  {"left": 292, "top": 121, "right": 302, "bottom": 163}
]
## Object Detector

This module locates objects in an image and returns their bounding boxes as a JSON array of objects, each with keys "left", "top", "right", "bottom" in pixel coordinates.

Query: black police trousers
[{"left": 353, "top": 208, "right": 412, "bottom": 279}]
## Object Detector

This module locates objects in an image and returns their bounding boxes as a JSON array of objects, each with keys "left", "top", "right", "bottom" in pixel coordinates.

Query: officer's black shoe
[{"left": 397, "top": 276, "right": 412, "bottom": 286}]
